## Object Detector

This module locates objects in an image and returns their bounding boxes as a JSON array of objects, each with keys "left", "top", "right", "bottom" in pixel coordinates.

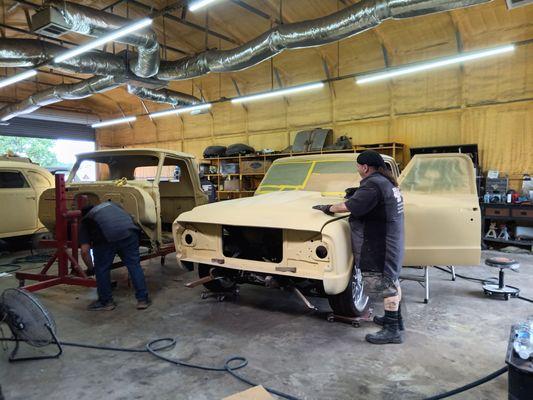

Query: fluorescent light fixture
[
  {"left": 0, "top": 69, "right": 37, "bottom": 89},
  {"left": 92, "top": 116, "right": 136, "bottom": 128},
  {"left": 231, "top": 82, "right": 325, "bottom": 104},
  {"left": 149, "top": 103, "right": 212, "bottom": 118},
  {"left": 356, "top": 44, "right": 515, "bottom": 84},
  {"left": 189, "top": 0, "right": 224, "bottom": 12},
  {"left": 54, "top": 18, "right": 152, "bottom": 63}
]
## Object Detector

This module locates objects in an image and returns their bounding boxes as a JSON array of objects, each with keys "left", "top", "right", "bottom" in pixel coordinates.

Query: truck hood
[{"left": 177, "top": 190, "right": 348, "bottom": 232}]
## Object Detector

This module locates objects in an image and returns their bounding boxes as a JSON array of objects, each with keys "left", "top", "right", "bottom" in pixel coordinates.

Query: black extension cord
[
  {"left": 423, "top": 366, "right": 509, "bottom": 400},
  {"left": 3, "top": 263, "right": 531, "bottom": 399},
  {"left": 0, "top": 337, "right": 301, "bottom": 400}
]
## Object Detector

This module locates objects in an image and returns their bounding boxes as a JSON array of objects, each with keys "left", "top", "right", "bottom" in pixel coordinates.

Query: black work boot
[
  {"left": 366, "top": 311, "right": 404, "bottom": 344},
  {"left": 373, "top": 303, "right": 405, "bottom": 331}
]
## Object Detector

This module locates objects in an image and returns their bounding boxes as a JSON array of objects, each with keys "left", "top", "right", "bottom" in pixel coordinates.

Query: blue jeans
[{"left": 92, "top": 231, "right": 148, "bottom": 303}]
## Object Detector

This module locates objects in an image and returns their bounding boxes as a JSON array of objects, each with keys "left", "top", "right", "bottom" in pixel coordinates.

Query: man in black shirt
[
  {"left": 79, "top": 201, "right": 151, "bottom": 311},
  {"left": 313, "top": 150, "right": 405, "bottom": 344}
]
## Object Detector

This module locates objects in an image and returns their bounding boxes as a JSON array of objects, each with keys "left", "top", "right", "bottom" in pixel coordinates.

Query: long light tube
[
  {"left": 189, "top": 0, "right": 224, "bottom": 12},
  {"left": 0, "top": 70, "right": 37, "bottom": 89},
  {"left": 356, "top": 44, "right": 515, "bottom": 84},
  {"left": 149, "top": 103, "right": 212, "bottom": 118},
  {"left": 54, "top": 18, "right": 153, "bottom": 63},
  {"left": 92, "top": 116, "right": 136, "bottom": 128},
  {"left": 231, "top": 82, "right": 325, "bottom": 104}
]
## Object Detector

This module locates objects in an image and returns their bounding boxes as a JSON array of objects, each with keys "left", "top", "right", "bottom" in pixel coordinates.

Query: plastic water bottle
[{"left": 514, "top": 322, "right": 532, "bottom": 360}]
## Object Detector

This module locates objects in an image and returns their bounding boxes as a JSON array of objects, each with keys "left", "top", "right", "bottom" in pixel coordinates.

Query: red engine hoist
[
  {"left": 15, "top": 174, "right": 96, "bottom": 292},
  {"left": 15, "top": 174, "right": 176, "bottom": 293}
]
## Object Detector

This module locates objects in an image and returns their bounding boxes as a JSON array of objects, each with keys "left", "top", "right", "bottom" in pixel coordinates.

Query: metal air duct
[
  {"left": 157, "top": 0, "right": 490, "bottom": 80},
  {"left": 0, "top": 38, "right": 127, "bottom": 76},
  {"left": 34, "top": 1, "right": 160, "bottom": 78},
  {"left": 0, "top": 75, "right": 122, "bottom": 122},
  {"left": 127, "top": 85, "right": 200, "bottom": 106}
]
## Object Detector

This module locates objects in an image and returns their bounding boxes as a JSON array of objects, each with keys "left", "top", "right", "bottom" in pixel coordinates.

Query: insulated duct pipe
[
  {"left": 0, "top": 75, "right": 122, "bottom": 122},
  {"left": 46, "top": 0, "right": 160, "bottom": 78},
  {"left": 0, "top": 38, "right": 127, "bottom": 76},
  {"left": 157, "top": 0, "right": 490, "bottom": 80},
  {"left": 127, "top": 85, "right": 200, "bottom": 106}
]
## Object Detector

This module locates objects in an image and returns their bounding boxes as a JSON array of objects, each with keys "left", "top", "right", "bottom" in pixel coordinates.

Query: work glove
[
  {"left": 312, "top": 204, "right": 334, "bottom": 216},
  {"left": 344, "top": 187, "right": 358, "bottom": 198}
]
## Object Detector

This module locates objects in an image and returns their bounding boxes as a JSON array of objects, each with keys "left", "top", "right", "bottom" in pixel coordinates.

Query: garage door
[{"left": 0, "top": 117, "right": 95, "bottom": 141}]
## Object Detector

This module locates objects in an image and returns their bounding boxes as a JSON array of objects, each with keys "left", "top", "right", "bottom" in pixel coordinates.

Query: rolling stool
[{"left": 482, "top": 257, "right": 520, "bottom": 300}]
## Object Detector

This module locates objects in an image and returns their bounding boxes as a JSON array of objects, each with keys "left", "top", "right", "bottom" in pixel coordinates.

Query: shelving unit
[
  {"left": 482, "top": 203, "right": 533, "bottom": 250},
  {"left": 201, "top": 143, "right": 405, "bottom": 201}
]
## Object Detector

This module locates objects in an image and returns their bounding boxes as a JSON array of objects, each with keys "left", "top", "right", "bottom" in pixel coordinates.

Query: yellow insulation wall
[{"left": 96, "top": 1, "right": 532, "bottom": 181}]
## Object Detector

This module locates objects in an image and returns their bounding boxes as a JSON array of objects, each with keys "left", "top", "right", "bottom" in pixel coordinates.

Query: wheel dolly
[
  {"left": 326, "top": 309, "right": 374, "bottom": 328},
  {"left": 15, "top": 174, "right": 175, "bottom": 292}
]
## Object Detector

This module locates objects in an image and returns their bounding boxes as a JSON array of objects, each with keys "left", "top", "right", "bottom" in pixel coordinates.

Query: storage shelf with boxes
[{"left": 200, "top": 142, "right": 405, "bottom": 201}]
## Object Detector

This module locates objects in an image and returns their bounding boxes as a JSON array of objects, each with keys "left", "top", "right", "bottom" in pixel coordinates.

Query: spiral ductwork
[
  {"left": 156, "top": 0, "right": 490, "bottom": 80},
  {"left": 46, "top": 0, "right": 159, "bottom": 78},
  {"left": 0, "top": 38, "right": 127, "bottom": 76},
  {"left": 0, "top": 76, "right": 122, "bottom": 122},
  {"left": 127, "top": 86, "right": 200, "bottom": 106},
  {"left": 0, "top": 0, "right": 491, "bottom": 122}
]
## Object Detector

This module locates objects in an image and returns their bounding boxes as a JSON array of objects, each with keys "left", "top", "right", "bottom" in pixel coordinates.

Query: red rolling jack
[{"left": 15, "top": 174, "right": 96, "bottom": 292}]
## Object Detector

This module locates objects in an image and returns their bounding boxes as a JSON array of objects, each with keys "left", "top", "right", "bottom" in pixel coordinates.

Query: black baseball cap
[{"left": 356, "top": 150, "right": 386, "bottom": 168}]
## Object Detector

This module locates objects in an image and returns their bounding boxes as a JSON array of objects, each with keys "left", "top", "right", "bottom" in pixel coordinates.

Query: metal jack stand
[
  {"left": 401, "top": 266, "right": 430, "bottom": 303},
  {"left": 327, "top": 308, "right": 374, "bottom": 328}
]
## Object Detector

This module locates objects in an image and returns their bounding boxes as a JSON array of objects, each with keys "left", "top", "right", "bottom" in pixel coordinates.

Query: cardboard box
[
  {"left": 220, "top": 161, "right": 239, "bottom": 174},
  {"left": 223, "top": 178, "right": 240, "bottom": 191},
  {"left": 222, "top": 386, "right": 274, "bottom": 400},
  {"left": 241, "top": 160, "right": 272, "bottom": 174}
]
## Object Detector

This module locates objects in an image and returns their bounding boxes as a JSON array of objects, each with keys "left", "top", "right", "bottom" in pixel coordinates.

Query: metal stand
[
  {"left": 449, "top": 266, "right": 456, "bottom": 281},
  {"left": 498, "top": 225, "right": 511, "bottom": 241},
  {"left": 485, "top": 222, "right": 498, "bottom": 238},
  {"left": 9, "top": 324, "right": 63, "bottom": 362},
  {"left": 326, "top": 308, "right": 374, "bottom": 328},
  {"left": 401, "top": 266, "right": 430, "bottom": 304}
]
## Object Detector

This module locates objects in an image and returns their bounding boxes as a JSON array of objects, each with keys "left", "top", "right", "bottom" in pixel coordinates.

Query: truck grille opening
[{"left": 222, "top": 225, "right": 283, "bottom": 263}]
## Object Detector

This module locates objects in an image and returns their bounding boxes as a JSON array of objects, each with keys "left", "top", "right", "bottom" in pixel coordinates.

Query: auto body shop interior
[{"left": 0, "top": 0, "right": 532, "bottom": 399}]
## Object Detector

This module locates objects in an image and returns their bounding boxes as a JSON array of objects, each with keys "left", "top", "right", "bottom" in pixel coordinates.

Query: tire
[
  {"left": 327, "top": 267, "right": 369, "bottom": 317},
  {"left": 198, "top": 264, "right": 236, "bottom": 292}
]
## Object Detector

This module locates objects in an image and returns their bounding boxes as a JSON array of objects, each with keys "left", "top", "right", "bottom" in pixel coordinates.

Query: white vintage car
[
  {"left": 0, "top": 155, "right": 54, "bottom": 240},
  {"left": 173, "top": 153, "right": 480, "bottom": 316}
]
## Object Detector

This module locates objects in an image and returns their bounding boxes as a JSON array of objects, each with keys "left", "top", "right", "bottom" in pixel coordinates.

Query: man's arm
[
  {"left": 79, "top": 222, "right": 95, "bottom": 275},
  {"left": 80, "top": 244, "right": 94, "bottom": 272},
  {"left": 344, "top": 184, "right": 379, "bottom": 217},
  {"left": 330, "top": 202, "right": 349, "bottom": 213}
]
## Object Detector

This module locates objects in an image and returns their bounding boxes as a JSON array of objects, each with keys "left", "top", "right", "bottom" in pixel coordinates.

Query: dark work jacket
[
  {"left": 345, "top": 172, "right": 404, "bottom": 281},
  {"left": 79, "top": 202, "right": 139, "bottom": 246}
]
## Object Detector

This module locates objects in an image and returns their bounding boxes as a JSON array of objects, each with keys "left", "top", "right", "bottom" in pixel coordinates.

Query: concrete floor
[{"left": 0, "top": 249, "right": 532, "bottom": 400}]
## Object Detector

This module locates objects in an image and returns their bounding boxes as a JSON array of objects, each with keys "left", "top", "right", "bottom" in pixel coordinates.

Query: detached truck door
[{"left": 399, "top": 154, "right": 481, "bottom": 267}]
